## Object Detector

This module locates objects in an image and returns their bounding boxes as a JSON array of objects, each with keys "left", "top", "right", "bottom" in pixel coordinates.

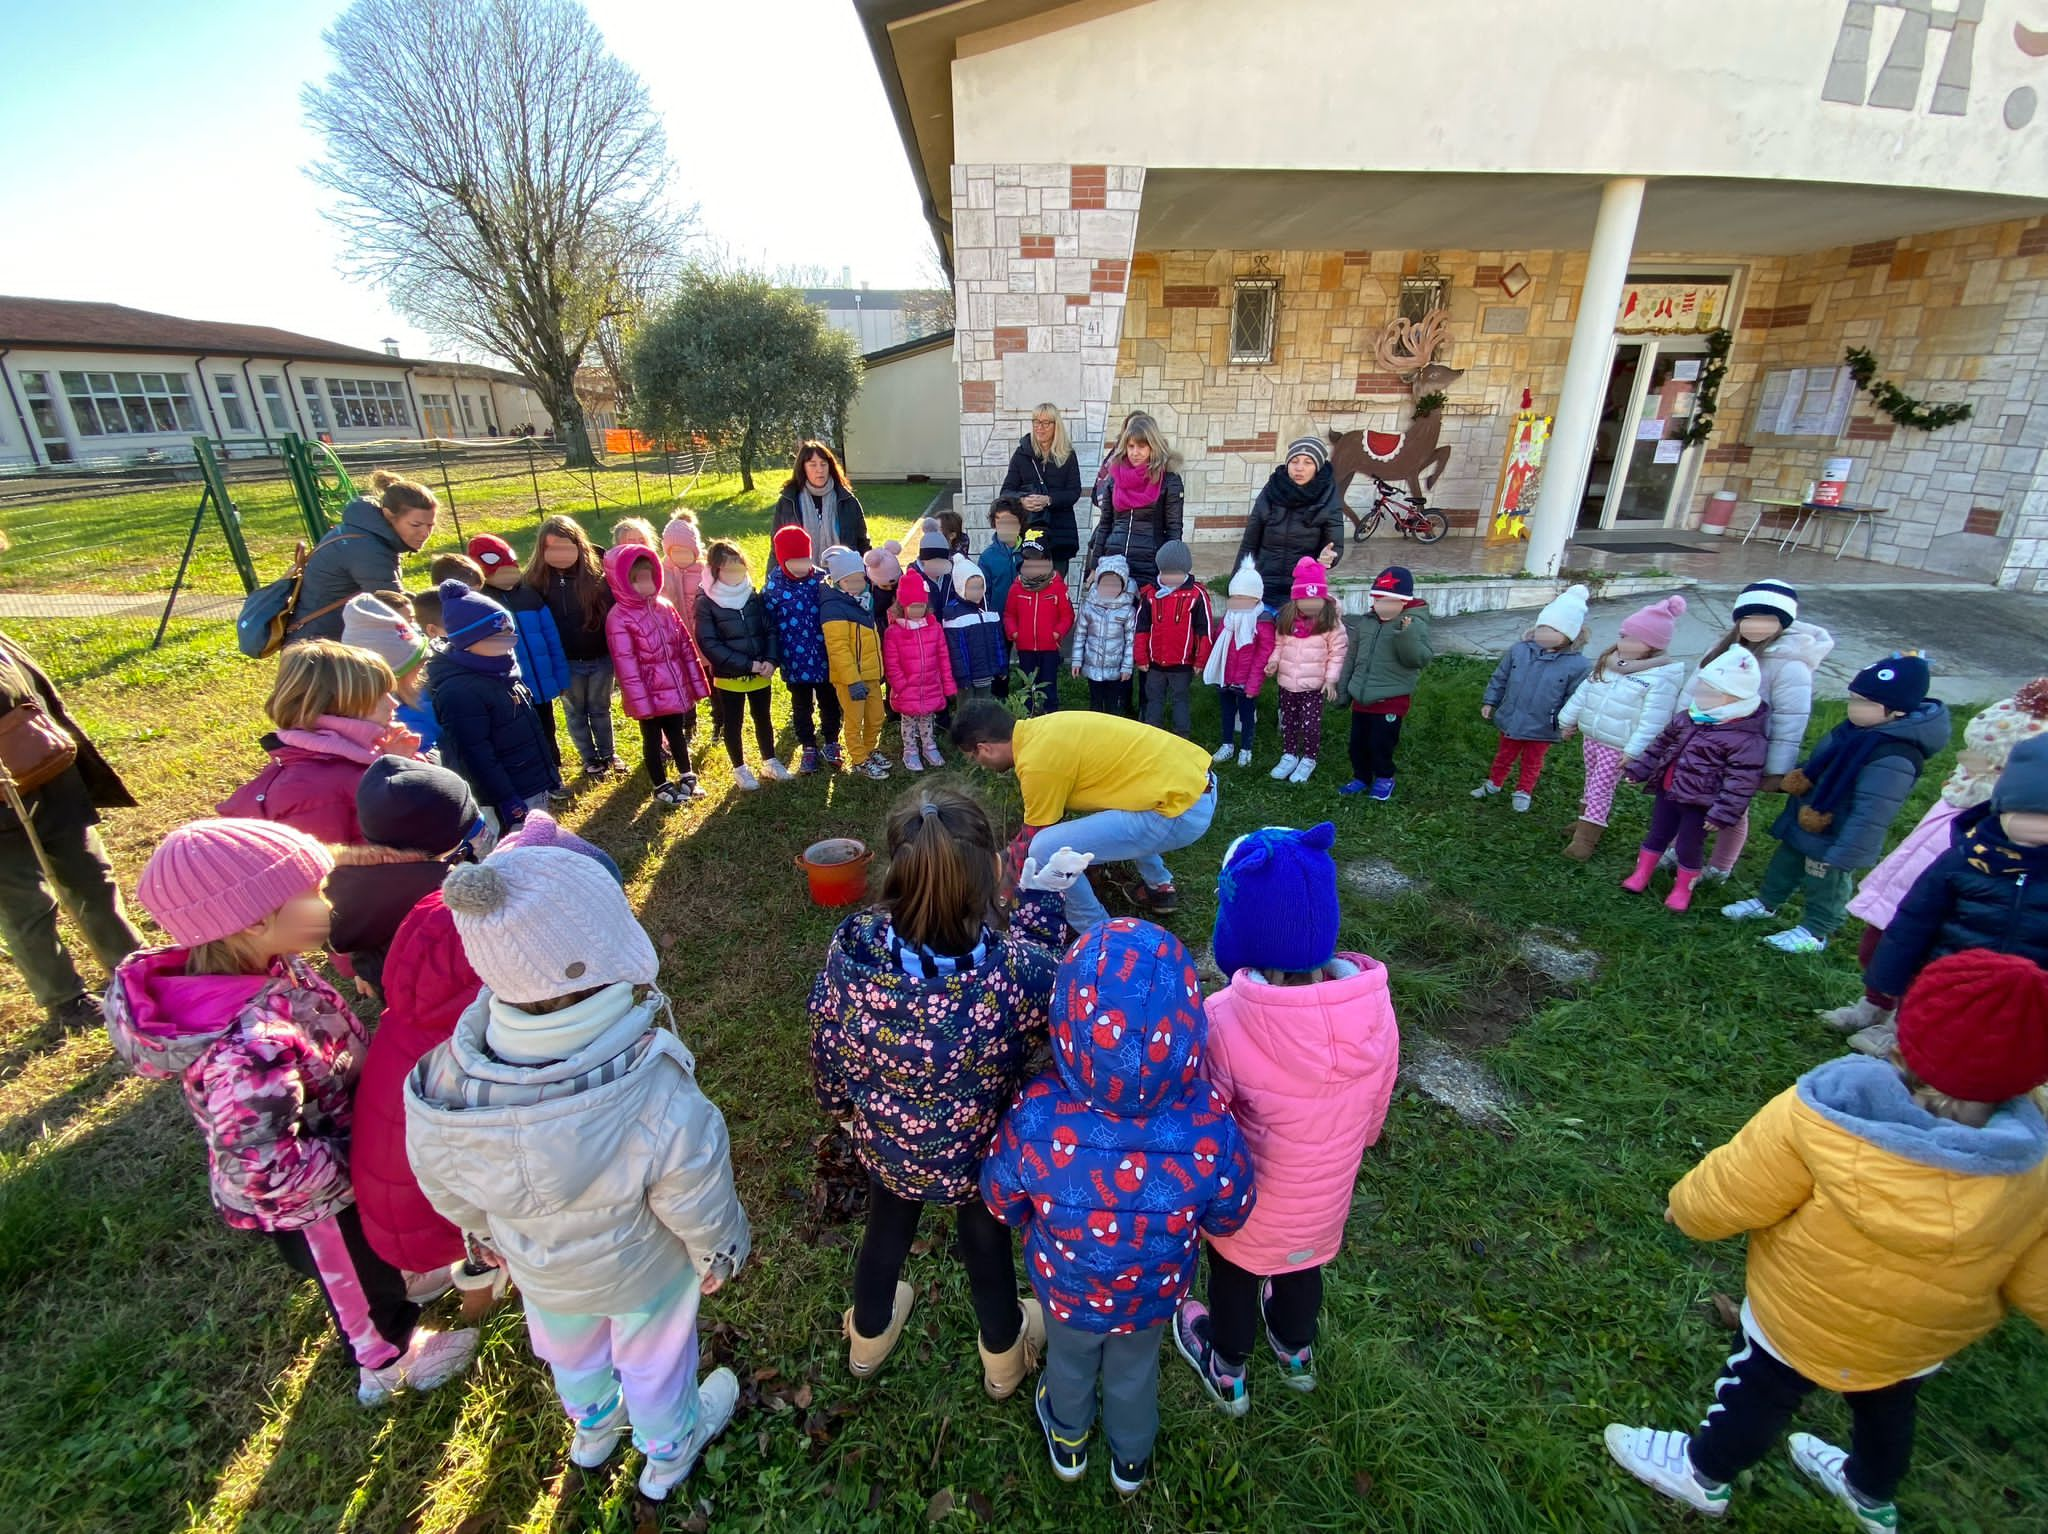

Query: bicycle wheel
[{"left": 1407, "top": 508, "right": 1450, "bottom": 544}]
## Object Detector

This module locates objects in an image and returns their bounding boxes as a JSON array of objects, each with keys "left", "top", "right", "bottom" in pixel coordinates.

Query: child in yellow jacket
[
  {"left": 820, "top": 547, "right": 889, "bottom": 779},
  {"left": 1605, "top": 948, "right": 2048, "bottom": 1531}
]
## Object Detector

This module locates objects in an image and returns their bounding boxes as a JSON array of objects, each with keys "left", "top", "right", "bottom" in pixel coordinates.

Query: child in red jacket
[
  {"left": 1003, "top": 537, "right": 1074, "bottom": 716},
  {"left": 1135, "top": 539, "right": 1212, "bottom": 738}
]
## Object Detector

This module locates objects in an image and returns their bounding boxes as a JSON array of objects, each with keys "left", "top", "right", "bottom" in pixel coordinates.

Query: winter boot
[
  {"left": 844, "top": 1282, "right": 914, "bottom": 1378},
  {"left": 978, "top": 1298, "right": 1046, "bottom": 1400},
  {"left": 1665, "top": 867, "right": 1702, "bottom": 913},
  {"left": 1848, "top": 1019, "right": 1900, "bottom": 1058},
  {"left": 1620, "top": 849, "right": 1659, "bottom": 894},
  {"left": 1819, "top": 996, "right": 1894, "bottom": 1034},
  {"left": 1563, "top": 819, "right": 1605, "bottom": 861}
]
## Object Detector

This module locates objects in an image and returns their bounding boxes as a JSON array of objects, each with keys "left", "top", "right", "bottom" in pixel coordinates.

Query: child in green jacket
[{"left": 1336, "top": 567, "right": 1433, "bottom": 801}]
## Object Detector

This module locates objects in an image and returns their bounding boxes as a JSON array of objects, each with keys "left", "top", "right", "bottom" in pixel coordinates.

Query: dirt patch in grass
[{"left": 1433, "top": 964, "right": 1554, "bottom": 1053}]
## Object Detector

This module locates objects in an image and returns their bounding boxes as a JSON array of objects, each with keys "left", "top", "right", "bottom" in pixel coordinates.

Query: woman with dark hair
[
  {"left": 1237, "top": 436, "right": 1344, "bottom": 610},
  {"left": 998, "top": 403, "right": 1083, "bottom": 571},
  {"left": 773, "top": 442, "right": 870, "bottom": 554},
  {"left": 291, "top": 470, "right": 440, "bottom": 643}
]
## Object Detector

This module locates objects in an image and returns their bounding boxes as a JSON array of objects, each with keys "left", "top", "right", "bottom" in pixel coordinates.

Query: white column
[{"left": 1523, "top": 177, "right": 1645, "bottom": 579}]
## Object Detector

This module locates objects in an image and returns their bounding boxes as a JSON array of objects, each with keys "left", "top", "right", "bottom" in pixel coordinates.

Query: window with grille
[
  {"left": 1399, "top": 275, "right": 1447, "bottom": 324},
  {"left": 1229, "top": 278, "right": 1279, "bottom": 365},
  {"left": 325, "top": 377, "right": 410, "bottom": 428},
  {"left": 60, "top": 370, "right": 200, "bottom": 436}
]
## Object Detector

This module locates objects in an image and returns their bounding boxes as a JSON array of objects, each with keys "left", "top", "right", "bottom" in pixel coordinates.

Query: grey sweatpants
[{"left": 1042, "top": 1317, "right": 1165, "bottom": 1462}]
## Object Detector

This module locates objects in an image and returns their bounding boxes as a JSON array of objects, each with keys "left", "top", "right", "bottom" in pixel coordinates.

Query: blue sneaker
[
  {"left": 1338, "top": 778, "right": 1368, "bottom": 795},
  {"left": 1035, "top": 1379, "right": 1088, "bottom": 1481},
  {"left": 1370, "top": 777, "right": 1395, "bottom": 802}
]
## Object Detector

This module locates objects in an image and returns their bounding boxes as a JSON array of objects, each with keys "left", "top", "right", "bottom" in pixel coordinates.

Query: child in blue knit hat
[
  {"left": 424, "top": 579, "right": 560, "bottom": 833},
  {"left": 1172, "top": 825, "right": 1400, "bottom": 1415},
  {"left": 1722, "top": 653, "right": 1950, "bottom": 954}
]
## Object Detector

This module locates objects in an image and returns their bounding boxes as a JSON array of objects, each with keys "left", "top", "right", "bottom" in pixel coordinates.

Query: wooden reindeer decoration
[{"left": 1328, "top": 308, "right": 1465, "bottom": 508}]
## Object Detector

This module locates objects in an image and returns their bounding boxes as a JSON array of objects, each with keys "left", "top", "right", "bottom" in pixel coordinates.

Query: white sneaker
[
  {"left": 1270, "top": 754, "right": 1300, "bottom": 780},
  {"left": 1212, "top": 743, "right": 1237, "bottom": 764},
  {"left": 637, "top": 1367, "right": 740, "bottom": 1501},
  {"left": 1697, "top": 866, "right": 1731, "bottom": 885},
  {"left": 403, "top": 1268, "right": 455, "bottom": 1304},
  {"left": 1603, "top": 1425, "right": 1730, "bottom": 1518},
  {"left": 1236, "top": 749, "right": 1252, "bottom": 768},
  {"left": 1470, "top": 781, "right": 1501, "bottom": 799},
  {"left": 1788, "top": 1433, "right": 1898, "bottom": 1532},
  {"left": 1764, "top": 925, "right": 1828, "bottom": 954},
  {"left": 760, "top": 757, "right": 792, "bottom": 782},
  {"left": 357, "top": 1327, "right": 479, "bottom": 1406},
  {"left": 569, "top": 1390, "right": 630, "bottom": 1468},
  {"left": 1720, "top": 897, "right": 1774, "bottom": 922},
  {"left": 733, "top": 765, "right": 760, "bottom": 792},
  {"left": 1288, "top": 756, "right": 1316, "bottom": 784},
  {"left": 1511, "top": 791, "right": 1532, "bottom": 812}
]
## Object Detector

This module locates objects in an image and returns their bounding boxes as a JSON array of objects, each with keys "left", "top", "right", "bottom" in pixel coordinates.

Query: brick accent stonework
[{"left": 951, "top": 162, "right": 1143, "bottom": 538}]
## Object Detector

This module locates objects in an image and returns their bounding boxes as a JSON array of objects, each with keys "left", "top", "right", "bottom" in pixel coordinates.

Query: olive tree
[
  {"left": 630, "top": 272, "right": 864, "bottom": 491},
  {"left": 304, "top": 0, "right": 690, "bottom": 466}
]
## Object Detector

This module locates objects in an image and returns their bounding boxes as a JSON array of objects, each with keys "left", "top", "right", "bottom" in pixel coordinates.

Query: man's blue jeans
[{"left": 1029, "top": 781, "right": 1217, "bottom": 932}]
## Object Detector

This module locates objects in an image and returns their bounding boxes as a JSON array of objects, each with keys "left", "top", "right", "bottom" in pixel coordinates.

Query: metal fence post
[{"left": 434, "top": 441, "right": 465, "bottom": 542}]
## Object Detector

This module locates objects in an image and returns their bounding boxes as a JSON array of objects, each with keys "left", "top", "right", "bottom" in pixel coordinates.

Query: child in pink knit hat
[
  {"left": 1264, "top": 556, "right": 1347, "bottom": 784},
  {"left": 1556, "top": 594, "right": 1689, "bottom": 862},
  {"left": 107, "top": 818, "right": 477, "bottom": 1406}
]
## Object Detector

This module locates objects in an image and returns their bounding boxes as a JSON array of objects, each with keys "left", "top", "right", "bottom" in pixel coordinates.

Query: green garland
[
  {"left": 1843, "top": 346, "right": 1973, "bottom": 432},
  {"left": 1414, "top": 390, "right": 1448, "bottom": 418},
  {"left": 1677, "top": 328, "right": 1732, "bottom": 447}
]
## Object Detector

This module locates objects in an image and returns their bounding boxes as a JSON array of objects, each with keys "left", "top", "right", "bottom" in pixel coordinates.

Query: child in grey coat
[
  {"left": 1071, "top": 556, "right": 1139, "bottom": 716},
  {"left": 1475, "top": 584, "right": 1593, "bottom": 812}
]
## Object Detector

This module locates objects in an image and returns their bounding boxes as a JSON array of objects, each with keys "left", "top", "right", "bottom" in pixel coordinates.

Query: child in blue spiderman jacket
[{"left": 982, "top": 917, "right": 1255, "bottom": 1499}]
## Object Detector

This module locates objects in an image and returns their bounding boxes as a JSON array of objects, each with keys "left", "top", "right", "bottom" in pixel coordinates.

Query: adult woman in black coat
[
  {"left": 1237, "top": 435, "right": 1345, "bottom": 609},
  {"left": 291, "top": 470, "right": 439, "bottom": 643},
  {"left": 0, "top": 539, "right": 142, "bottom": 1029},
  {"left": 1085, "top": 413, "right": 1183, "bottom": 591},
  {"left": 998, "top": 403, "right": 1083, "bottom": 569},
  {"left": 771, "top": 441, "right": 869, "bottom": 554}
]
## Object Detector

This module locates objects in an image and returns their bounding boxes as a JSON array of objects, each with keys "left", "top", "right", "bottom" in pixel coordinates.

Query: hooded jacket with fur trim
[{"left": 1668, "top": 1055, "right": 2048, "bottom": 1391}]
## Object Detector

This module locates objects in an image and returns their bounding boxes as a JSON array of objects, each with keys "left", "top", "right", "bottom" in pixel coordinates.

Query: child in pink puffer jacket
[
  {"left": 1264, "top": 557, "right": 1347, "bottom": 784},
  {"left": 1171, "top": 822, "right": 1398, "bottom": 1415},
  {"left": 882, "top": 568, "right": 956, "bottom": 771},
  {"left": 1204, "top": 556, "right": 1277, "bottom": 768},
  {"left": 604, "top": 543, "right": 709, "bottom": 806}
]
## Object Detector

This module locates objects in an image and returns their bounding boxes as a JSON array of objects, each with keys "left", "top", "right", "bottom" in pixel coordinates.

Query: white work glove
[{"left": 1018, "top": 847, "right": 1095, "bottom": 893}]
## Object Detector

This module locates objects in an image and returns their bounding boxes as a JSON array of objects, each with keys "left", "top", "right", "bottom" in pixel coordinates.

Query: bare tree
[
  {"left": 304, "top": 0, "right": 690, "bottom": 466},
  {"left": 905, "top": 240, "right": 957, "bottom": 338}
]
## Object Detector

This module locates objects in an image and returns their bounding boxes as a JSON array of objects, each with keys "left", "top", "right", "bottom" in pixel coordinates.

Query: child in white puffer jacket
[
  {"left": 405, "top": 846, "right": 750, "bottom": 1505},
  {"left": 1558, "top": 594, "right": 1689, "bottom": 863}
]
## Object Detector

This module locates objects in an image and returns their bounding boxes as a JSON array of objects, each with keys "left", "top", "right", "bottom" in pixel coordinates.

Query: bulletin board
[{"left": 1751, "top": 366, "right": 1857, "bottom": 437}]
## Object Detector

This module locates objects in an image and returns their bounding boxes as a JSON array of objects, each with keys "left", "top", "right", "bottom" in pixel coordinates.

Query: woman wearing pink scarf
[{"left": 1086, "top": 413, "right": 1184, "bottom": 591}]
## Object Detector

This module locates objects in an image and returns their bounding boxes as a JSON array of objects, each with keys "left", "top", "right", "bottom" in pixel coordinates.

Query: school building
[
  {"left": 858, "top": 0, "right": 2048, "bottom": 590},
  {"left": 0, "top": 296, "right": 551, "bottom": 471}
]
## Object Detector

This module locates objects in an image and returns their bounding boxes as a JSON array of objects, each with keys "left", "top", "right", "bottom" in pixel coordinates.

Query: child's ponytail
[{"left": 881, "top": 786, "right": 1004, "bottom": 953}]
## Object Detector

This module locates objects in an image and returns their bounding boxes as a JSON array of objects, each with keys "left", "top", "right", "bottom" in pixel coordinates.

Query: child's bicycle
[{"left": 1349, "top": 478, "right": 1450, "bottom": 544}]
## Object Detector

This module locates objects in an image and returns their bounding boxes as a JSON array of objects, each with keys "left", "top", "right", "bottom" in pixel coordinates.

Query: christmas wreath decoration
[
  {"left": 1676, "top": 328, "right": 1731, "bottom": 447},
  {"left": 1843, "top": 346, "right": 1973, "bottom": 432}
]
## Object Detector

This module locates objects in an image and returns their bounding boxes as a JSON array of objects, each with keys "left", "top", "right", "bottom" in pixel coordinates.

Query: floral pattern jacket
[{"left": 808, "top": 890, "right": 1065, "bottom": 1202}]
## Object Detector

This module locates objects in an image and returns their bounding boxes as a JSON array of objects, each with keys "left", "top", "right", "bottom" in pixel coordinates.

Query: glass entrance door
[
  {"left": 1577, "top": 338, "right": 1709, "bottom": 529},
  {"left": 1576, "top": 341, "right": 1645, "bottom": 529}
]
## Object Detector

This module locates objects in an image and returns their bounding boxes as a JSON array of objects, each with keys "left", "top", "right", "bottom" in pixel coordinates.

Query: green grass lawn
[
  {"left": 0, "top": 464, "right": 943, "bottom": 598},
  {"left": 0, "top": 622, "right": 2043, "bottom": 1531}
]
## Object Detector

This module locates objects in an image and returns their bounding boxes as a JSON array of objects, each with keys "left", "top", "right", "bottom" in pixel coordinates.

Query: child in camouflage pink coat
[{"left": 107, "top": 818, "right": 476, "bottom": 1406}]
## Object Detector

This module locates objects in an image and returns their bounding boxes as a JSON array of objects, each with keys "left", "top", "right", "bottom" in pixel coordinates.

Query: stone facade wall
[
  {"left": 1695, "top": 217, "right": 2048, "bottom": 591},
  {"left": 1106, "top": 247, "right": 1591, "bottom": 543},
  {"left": 949, "top": 163, "right": 1143, "bottom": 539}
]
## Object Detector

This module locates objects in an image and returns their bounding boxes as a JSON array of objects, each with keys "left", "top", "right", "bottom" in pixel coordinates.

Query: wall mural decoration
[
  {"left": 1490, "top": 409, "right": 1552, "bottom": 542},
  {"left": 1328, "top": 309, "right": 1464, "bottom": 520}
]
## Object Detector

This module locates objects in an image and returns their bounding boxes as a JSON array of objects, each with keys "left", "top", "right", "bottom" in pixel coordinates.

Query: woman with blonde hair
[
  {"left": 1000, "top": 403, "right": 1083, "bottom": 573},
  {"left": 1087, "top": 413, "right": 1183, "bottom": 591},
  {"left": 219, "top": 639, "right": 423, "bottom": 845}
]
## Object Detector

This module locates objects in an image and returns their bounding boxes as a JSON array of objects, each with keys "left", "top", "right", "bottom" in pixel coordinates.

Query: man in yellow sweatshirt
[
  {"left": 1604, "top": 948, "right": 2048, "bottom": 1532},
  {"left": 950, "top": 701, "right": 1217, "bottom": 930}
]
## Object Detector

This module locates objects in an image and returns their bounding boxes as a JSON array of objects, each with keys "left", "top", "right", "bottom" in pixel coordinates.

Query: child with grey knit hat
[{"left": 404, "top": 845, "right": 749, "bottom": 1502}]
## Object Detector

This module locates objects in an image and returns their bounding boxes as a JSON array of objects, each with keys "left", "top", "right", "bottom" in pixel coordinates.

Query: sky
[{"left": 0, "top": 0, "right": 935, "bottom": 362}]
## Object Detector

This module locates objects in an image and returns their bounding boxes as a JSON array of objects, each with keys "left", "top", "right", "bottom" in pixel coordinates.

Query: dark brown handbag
[{"left": 0, "top": 699, "right": 78, "bottom": 793}]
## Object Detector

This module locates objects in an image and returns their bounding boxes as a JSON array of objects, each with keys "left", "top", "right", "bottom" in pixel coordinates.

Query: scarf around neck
[
  {"left": 1263, "top": 461, "right": 1333, "bottom": 511},
  {"left": 486, "top": 979, "right": 642, "bottom": 1066},
  {"left": 277, "top": 713, "right": 419, "bottom": 764},
  {"left": 708, "top": 577, "right": 754, "bottom": 612},
  {"left": 438, "top": 643, "right": 519, "bottom": 679},
  {"left": 800, "top": 484, "right": 840, "bottom": 551},
  {"left": 1202, "top": 606, "right": 1265, "bottom": 687},
  {"left": 1798, "top": 718, "right": 1919, "bottom": 819},
  {"left": 1110, "top": 457, "right": 1163, "bottom": 510},
  {"left": 885, "top": 920, "right": 991, "bottom": 980}
]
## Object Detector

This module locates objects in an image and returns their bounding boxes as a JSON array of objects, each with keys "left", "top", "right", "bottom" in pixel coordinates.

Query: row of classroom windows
[{"left": 14, "top": 368, "right": 502, "bottom": 446}]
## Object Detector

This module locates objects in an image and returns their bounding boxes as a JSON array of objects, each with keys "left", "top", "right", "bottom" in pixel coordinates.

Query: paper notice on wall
[
  {"left": 1653, "top": 438, "right": 1684, "bottom": 464},
  {"left": 1636, "top": 417, "right": 1668, "bottom": 440},
  {"left": 1673, "top": 360, "right": 1702, "bottom": 381}
]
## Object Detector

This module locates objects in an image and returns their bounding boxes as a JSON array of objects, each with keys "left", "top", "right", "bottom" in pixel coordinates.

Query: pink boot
[
  {"left": 1665, "top": 866, "right": 1701, "bottom": 912},
  {"left": 1620, "top": 849, "right": 1659, "bottom": 893}
]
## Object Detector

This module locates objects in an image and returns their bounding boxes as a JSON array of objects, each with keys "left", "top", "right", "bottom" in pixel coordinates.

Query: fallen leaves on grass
[
  {"left": 926, "top": 1488, "right": 955, "bottom": 1522},
  {"left": 1709, "top": 1292, "right": 1742, "bottom": 1331},
  {"left": 804, "top": 1127, "right": 871, "bottom": 1236}
]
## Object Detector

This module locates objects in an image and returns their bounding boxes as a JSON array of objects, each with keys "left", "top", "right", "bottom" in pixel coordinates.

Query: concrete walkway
[
  {"left": 0, "top": 592, "right": 238, "bottom": 619},
  {"left": 1436, "top": 584, "right": 2047, "bottom": 705}
]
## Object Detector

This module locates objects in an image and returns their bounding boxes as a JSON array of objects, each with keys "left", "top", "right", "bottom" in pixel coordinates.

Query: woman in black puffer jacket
[
  {"left": 998, "top": 406, "right": 1083, "bottom": 568},
  {"left": 1237, "top": 435, "right": 1346, "bottom": 609},
  {"left": 1086, "top": 414, "right": 1182, "bottom": 590}
]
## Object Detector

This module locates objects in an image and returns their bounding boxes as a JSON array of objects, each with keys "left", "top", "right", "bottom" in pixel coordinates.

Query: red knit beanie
[
  {"left": 772, "top": 525, "right": 812, "bottom": 572},
  {"left": 1897, "top": 949, "right": 2048, "bottom": 1103}
]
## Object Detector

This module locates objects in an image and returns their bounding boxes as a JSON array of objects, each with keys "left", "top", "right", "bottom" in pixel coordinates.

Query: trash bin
[{"left": 1700, "top": 490, "right": 1738, "bottom": 536}]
